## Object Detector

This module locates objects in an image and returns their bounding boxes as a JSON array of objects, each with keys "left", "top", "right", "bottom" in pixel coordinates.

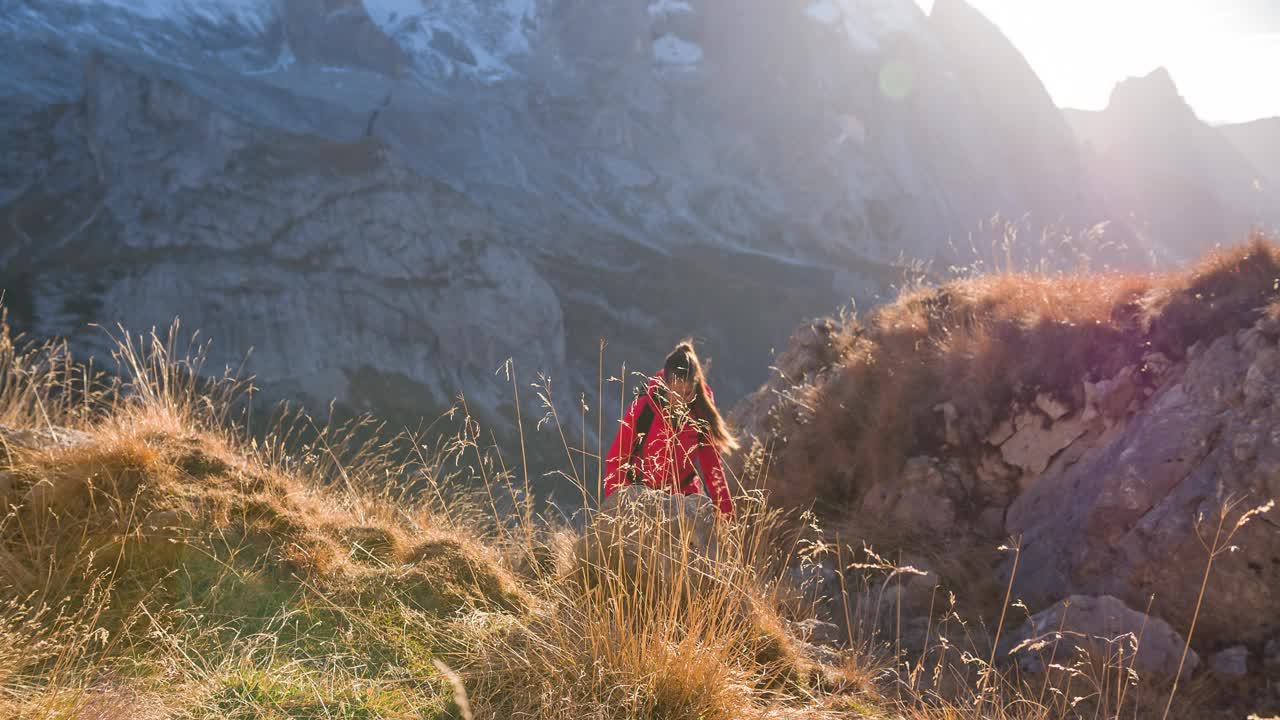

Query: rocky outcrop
[
  {"left": 1007, "top": 318, "right": 1280, "bottom": 649},
  {"left": 1208, "top": 645, "right": 1249, "bottom": 678},
  {"left": 735, "top": 284, "right": 1280, "bottom": 684},
  {"left": 858, "top": 315, "right": 1280, "bottom": 652}
]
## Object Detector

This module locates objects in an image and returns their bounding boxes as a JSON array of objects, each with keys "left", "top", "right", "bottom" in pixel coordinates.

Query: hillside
[
  {"left": 0, "top": 311, "right": 886, "bottom": 719},
  {"left": 734, "top": 236, "right": 1280, "bottom": 717},
  {"left": 4, "top": 245, "right": 1279, "bottom": 717}
]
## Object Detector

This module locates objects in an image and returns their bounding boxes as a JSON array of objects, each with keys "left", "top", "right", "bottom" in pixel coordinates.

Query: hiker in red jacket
[{"left": 603, "top": 340, "right": 739, "bottom": 515}]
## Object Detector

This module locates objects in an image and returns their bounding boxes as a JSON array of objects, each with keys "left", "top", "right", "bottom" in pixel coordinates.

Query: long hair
[{"left": 662, "top": 340, "right": 739, "bottom": 453}]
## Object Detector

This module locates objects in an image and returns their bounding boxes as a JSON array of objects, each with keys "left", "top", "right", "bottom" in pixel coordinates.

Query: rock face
[
  {"left": 735, "top": 302, "right": 1280, "bottom": 669},
  {"left": 0, "top": 0, "right": 1145, "bottom": 448},
  {"left": 1007, "top": 322, "right": 1280, "bottom": 649},
  {"left": 1, "top": 53, "right": 564, "bottom": 425}
]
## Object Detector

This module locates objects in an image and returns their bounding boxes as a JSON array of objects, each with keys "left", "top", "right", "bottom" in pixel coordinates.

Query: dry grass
[
  {"left": 2, "top": 232, "right": 1274, "bottom": 719},
  {"left": 751, "top": 233, "right": 1280, "bottom": 512},
  {"left": 0, "top": 312, "right": 870, "bottom": 719}
]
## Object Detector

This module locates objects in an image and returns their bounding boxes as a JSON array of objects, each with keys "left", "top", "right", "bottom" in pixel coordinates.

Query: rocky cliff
[
  {"left": 2, "top": 0, "right": 1135, "bottom": 444},
  {"left": 733, "top": 240, "right": 1280, "bottom": 697}
]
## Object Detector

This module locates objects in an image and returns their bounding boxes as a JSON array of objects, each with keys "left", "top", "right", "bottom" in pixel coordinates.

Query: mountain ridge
[{"left": 1, "top": 0, "right": 1276, "bottom": 460}]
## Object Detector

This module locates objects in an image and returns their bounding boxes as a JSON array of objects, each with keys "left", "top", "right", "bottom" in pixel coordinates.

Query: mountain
[
  {"left": 1065, "top": 68, "right": 1279, "bottom": 261},
  {"left": 1221, "top": 116, "right": 1280, "bottom": 186},
  {"left": 928, "top": 0, "right": 1105, "bottom": 234},
  {"left": 0, "top": 0, "right": 1127, "bottom": 447}
]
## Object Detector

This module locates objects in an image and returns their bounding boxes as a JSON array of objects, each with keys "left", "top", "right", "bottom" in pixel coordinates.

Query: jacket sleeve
[
  {"left": 604, "top": 393, "right": 649, "bottom": 498},
  {"left": 695, "top": 442, "right": 733, "bottom": 516}
]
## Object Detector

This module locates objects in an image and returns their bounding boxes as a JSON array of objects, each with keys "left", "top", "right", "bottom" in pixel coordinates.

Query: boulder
[
  {"left": 790, "top": 618, "right": 843, "bottom": 647},
  {"left": 897, "top": 562, "right": 941, "bottom": 615},
  {"left": 576, "top": 486, "right": 726, "bottom": 591},
  {"left": 0, "top": 425, "right": 92, "bottom": 451},
  {"left": 787, "top": 558, "right": 841, "bottom": 606},
  {"left": 1208, "top": 645, "right": 1249, "bottom": 678},
  {"left": 1006, "top": 595, "right": 1198, "bottom": 683}
]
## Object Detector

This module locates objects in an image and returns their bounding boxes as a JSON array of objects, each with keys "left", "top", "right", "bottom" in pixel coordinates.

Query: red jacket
[{"left": 603, "top": 371, "right": 734, "bottom": 515}]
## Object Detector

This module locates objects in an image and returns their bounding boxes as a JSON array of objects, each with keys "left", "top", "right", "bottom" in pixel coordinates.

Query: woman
[{"left": 603, "top": 340, "right": 739, "bottom": 515}]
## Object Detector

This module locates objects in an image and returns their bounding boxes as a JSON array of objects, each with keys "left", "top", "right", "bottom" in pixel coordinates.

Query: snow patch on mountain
[
  {"left": 70, "top": 0, "right": 274, "bottom": 31},
  {"left": 653, "top": 33, "right": 703, "bottom": 67},
  {"left": 363, "top": 0, "right": 538, "bottom": 80},
  {"left": 648, "top": 0, "right": 695, "bottom": 18}
]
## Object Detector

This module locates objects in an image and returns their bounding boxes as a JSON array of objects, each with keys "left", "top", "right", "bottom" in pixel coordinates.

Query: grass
[
  {"left": 1, "top": 238, "right": 1276, "bottom": 718},
  {"left": 746, "top": 233, "right": 1280, "bottom": 513},
  {"left": 0, "top": 312, "right": 865, "bottom": 719}
]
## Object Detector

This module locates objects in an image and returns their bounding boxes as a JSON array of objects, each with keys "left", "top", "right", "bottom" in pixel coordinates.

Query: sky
[{"left": 915, "top": 0, "right": 1280, "bottom": 124}]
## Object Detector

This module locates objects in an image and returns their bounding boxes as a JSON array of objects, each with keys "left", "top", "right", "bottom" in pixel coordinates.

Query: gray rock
[
  {"left": 787, "top": 559, "right": 841, "bottom": 606},
  {"left": 977, "top": 506, "right": 1006, "bottom": 537},
  {"left": 791, "top": 617, "right": 844, "bottom": 647},
  {"left": 579, "top": 486, "right": 726, "bottom": 586},
  {"left": 791, "top": 635, "right": 842, "bottom": 667},
  {"left": 1208, "top": 645, "right": 1249, "bottom": 678},
  {"left": 935, "top": 402, "right": 961, "bottom": 446},
  {"left": 986, "top": 418, "right": 1016, "bottom": 446},
  {"left": 1082, "top": 366, "right": 1140, "bottom": 423},
  {"left": 1265, "top": 637, "right": 1280, "bottom": 671},
  {"left": 0, "top": 426, "right": 93, "bottom": 451},
  {"left": 1006, "top": 595, "right": 1199, "bottom": 684}
]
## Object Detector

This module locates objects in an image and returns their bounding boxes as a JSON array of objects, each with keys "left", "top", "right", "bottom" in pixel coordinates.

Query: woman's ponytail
[{"left": 663, "top": 340, "right": 739, "bottom": 453}]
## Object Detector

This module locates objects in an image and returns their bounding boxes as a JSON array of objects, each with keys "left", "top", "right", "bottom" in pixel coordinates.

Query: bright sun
[{"left": 915, "top": 0, "right": 1280, "bottom": 123}]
